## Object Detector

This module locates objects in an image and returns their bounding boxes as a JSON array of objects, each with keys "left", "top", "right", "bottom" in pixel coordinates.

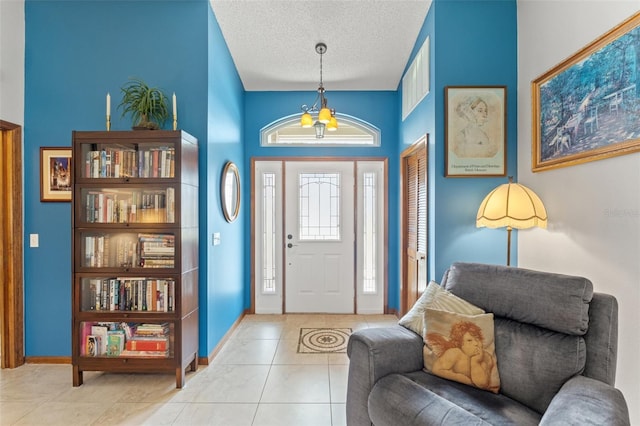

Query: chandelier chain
[
  {"left": 319, "top": 48, "right": 323, "bottom": 88},
  {"left": 299, "top": 42, "right": 336, "bottom": 138}
]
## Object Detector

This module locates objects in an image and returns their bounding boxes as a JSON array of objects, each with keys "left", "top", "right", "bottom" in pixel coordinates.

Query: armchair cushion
[
  {"left": 443, "top": 262, "right": 592, "bottom": 335},
  {"left": 494, "top": 317, "right": 586, "bottom": 413}
]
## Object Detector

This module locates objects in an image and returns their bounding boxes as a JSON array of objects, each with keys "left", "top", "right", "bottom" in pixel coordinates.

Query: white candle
[
  {"left": 172, "top": 93, "right": 177, "bottom": 120},
  {"left": 106, "top": 93, "right": 111, "bottom": 116}
]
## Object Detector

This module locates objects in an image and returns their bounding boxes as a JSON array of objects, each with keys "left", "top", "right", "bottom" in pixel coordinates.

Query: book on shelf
[
  {"left": 125, "top": 337, "right": 169, "bottom": 351},
  {"left": 86, "top": 335, "right": 101, "bottom": 357},
  {"left": 86, "top": 146, "right": 180, "bottom": 179},
  {"left": 82, "top": 278, "right": 175, "bottom": 312},
  {"left": 80, "top": 321, "right": 171, "bottom": 358},
  {"left": 106, "top": 330, "right": 125, "bottom": 356},
  {"left": 119, "top": 349, "right": 169, "bottom": 358},
  {"left": 84, "top": 188, "right": 175, "bottom": 224},
  {"left": 79, "top": 322, "right": 92, "bottom": 356},
  {"left": 91, "top": 325, "right": 109, "bottom": 355},
  {"left": 84, "top": 235, "right": 111, "bottom": 268},
  {"left": 135, "top": 323, "right": 171, "bottom": 337},
  {"left": 138, "top": 233, "right": 175, "bottom": 268}
]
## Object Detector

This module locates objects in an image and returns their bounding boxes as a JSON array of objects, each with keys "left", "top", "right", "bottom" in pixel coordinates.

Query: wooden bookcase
[{"left": 71, "top": 130, "right": 198, "bottom": 388}]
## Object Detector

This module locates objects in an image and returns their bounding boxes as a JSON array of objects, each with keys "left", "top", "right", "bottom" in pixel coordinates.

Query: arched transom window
[{"left": 261, "top": 114, "right": 380, "bottom": 147}]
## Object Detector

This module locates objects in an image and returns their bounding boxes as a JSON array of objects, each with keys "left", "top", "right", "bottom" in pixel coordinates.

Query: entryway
[{"left": 252, "top": 159, "right": 387, "bottom": 315}]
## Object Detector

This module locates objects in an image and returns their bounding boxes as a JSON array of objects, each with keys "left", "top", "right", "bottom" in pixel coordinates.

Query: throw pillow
[
  {"left": 398, "top": 281, "right": 485, "bottom": 336},
  {"left": 423, "top": 308, "right": 500, "bottom": 393}
]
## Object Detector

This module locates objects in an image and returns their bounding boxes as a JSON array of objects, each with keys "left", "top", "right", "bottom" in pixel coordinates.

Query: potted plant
[{"left": 118, "top": 78, "right": 169, "bottom": 130}]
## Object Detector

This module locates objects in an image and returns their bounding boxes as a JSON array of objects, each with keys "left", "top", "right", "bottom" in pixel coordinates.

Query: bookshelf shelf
[{"left": 71, "top": 130, "right": 198, "bottom": 388}]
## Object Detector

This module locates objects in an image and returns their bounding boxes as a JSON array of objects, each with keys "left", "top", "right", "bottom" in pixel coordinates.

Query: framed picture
[
  {"left": 40, "top": 147, "right": 72, "bottom": 202},
  {"left": 445, "top": 86, "right": 507, "bottom": 177},
  {"left": 532, "top": 12, "right": 640, "bottom": 172}
]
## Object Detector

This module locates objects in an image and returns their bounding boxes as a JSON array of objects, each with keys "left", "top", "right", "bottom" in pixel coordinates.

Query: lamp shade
[
  {"left": 300, "top": 112, "right": 313, "bottom": 128},
  {"left": 318, "top": 107, "right": 332, "bottom": 124},
  {"left": 476, "top": 179, "right": 547, "bottom": 230},
  {"left": 326, "top": 116, "right": 338, "bottom": 131}
]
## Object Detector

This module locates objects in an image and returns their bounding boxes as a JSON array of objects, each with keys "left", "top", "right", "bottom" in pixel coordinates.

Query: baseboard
[
  {"left": 386, "top": 307, "right": 399, "bottom": 318},
  {"left": 199, "top": 309, "right": 248, "bottom": 366},
  {"left": 25, "top": 356, "right": 70, "bottom": 364}
]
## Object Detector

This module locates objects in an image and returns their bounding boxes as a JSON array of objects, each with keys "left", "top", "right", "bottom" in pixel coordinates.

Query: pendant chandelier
[{"left": 300, "top": 42, "right": 338, "bottom": 138}]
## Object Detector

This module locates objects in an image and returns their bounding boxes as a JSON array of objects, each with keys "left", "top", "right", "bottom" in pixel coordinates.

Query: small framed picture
[
  {"left": 445, "top": 86, "right": 507, "bottom": 177},
  {"left": 40, "top": 147, "right": 72, "bottom": 202}
]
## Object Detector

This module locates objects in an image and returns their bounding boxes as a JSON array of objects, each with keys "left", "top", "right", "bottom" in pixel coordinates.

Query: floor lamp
[{"left": 476, "top": 177, "right": 548, "bottom": 266}]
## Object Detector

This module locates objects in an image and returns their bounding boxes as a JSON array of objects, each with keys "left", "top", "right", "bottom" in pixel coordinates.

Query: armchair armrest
[
  {"left": 540, "top": 375, "right": 630, "bottom": 426},
  {"left": 346, "top": 325, "right": 424, "bottom": 426}
]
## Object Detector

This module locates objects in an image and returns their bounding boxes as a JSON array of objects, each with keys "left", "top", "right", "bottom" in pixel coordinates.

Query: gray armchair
[{"left": 346, "top": 262, "right": 630, "bottom": 425}]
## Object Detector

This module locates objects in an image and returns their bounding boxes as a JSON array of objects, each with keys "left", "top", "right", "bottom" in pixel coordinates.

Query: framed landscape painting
[
  {"left": 532, "top": 12, "right": 640, "bottom": 172},
  {"left": 40, "top": 147, "right": 72, "bottom": 202}
]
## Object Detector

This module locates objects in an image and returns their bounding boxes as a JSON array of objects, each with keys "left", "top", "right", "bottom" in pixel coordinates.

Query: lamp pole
[{"left": 506, "top": 226, "right": 512, "bottom": 266}]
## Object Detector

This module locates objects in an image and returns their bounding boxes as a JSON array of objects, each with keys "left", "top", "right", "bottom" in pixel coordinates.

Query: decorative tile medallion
[{"left": 297, "top": 328, "right": 352, "bottom": 354}]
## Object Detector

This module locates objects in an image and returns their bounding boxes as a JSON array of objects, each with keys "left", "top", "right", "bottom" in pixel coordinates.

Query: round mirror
[{"left": 221, "top": 161, "right": 240, "bottom": 222}]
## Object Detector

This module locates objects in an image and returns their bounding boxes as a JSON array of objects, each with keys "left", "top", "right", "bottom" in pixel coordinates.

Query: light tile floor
[{"left": 0, "top": 314, "right": 397, "bottom": 426}]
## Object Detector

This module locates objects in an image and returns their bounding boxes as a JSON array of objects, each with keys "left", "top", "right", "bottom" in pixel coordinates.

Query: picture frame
[
  {"left": 445, "top": 86, "right": 507, "bottom": 177},
  {"left": 532, "top": 12, "right": 640, "bottom": 172},
  {"left": 40, "top": 147, "right": 72, "bottom": 202}
]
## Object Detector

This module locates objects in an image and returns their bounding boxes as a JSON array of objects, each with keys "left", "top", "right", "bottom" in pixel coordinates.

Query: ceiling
[{"left": 209, "top": 0, "right": 432, "bottom": 92}]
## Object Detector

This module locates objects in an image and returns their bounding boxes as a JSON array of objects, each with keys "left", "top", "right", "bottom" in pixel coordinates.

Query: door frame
[
  {"left": 250, "top": 156, "right": 388, "bottom": 314},
  {"left": 400, "top": 135, "right": 428, "bottom": 316},
  {"left": 0, "top": 120, "right": 25, "bottom": 368}
]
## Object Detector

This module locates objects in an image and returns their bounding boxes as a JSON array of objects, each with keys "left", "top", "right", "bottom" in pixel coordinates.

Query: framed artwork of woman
[{"left": 445, "top": 86, "right": 507, "bottom": 177}]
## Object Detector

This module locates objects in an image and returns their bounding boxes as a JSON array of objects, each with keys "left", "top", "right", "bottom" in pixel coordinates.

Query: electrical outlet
[{"left": 30, "top": 233, "right": 39, "bottom": 248}]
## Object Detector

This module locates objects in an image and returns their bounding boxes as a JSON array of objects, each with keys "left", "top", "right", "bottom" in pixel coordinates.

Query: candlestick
[
  {"left": 106, "top": 93, "right": 111, "bottom": 131},
  {"left": 172, "top": 93, "right": 177, "bottom": 130}
]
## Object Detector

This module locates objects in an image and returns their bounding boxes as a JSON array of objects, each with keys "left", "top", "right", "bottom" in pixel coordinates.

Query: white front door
[{"left": 284, "top": 161, "right": 355, "bottom": 313}]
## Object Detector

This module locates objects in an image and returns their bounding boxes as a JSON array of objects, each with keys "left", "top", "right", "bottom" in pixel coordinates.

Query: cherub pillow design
[{"left": 423, "top": 308, "right": 500, "bottom": 393}]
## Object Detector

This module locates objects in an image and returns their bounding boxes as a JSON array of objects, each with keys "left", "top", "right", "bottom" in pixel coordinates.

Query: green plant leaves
[{"left": 118, "top": 78, "right": 170, "bottom": 129}]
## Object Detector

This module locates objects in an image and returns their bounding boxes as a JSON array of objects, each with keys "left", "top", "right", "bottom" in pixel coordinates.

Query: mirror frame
[{"left": 221, "top": 161, "right": 241, "bottom": 223}]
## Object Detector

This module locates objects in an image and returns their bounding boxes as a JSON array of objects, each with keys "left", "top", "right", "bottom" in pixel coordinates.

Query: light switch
[
  {"left": 213, "top": 232, "right": 221, "bottom": 246},
  {"left": 30, "top": 233, "right": 39, "bottom": 247}
]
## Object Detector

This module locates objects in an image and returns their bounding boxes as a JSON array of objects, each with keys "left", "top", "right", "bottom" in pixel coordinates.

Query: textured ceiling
[{"left": 209, "top": 0, "right": 432, "bottom": 91}]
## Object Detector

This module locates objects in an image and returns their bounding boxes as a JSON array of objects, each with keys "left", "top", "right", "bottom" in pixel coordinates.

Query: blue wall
[
  {"left": 244, "top": 91, "right": 400, "bottom": 309},
  {"left": 399, "top": 0, "right": 518, "bottom": 281},
  {"left": 22, "top": 0, "right": 518, "bottom": 357},
  {"left": 203, "top": 7, "right": 246, "bottom": 353},
  {"left": 23, "top": 0, "right": 245, "bottom": 358}
]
